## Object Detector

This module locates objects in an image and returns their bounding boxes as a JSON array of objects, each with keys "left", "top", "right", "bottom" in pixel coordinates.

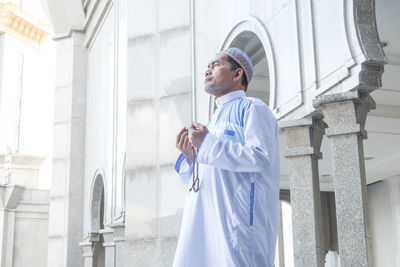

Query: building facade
[
  {"left": 38, "top": 0, "right": 400, "bottom": 266},
  {"left": 0, "top": 1, "right": 54, "bottom": 267}
]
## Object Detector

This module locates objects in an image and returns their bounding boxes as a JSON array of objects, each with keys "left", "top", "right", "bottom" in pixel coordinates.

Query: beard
[{"left": 204, "top": 81, "right": 226, "bottom": 97}]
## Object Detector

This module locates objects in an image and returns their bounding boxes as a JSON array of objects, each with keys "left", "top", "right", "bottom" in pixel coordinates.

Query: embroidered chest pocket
[
  {"left": 224, "top": 129, "right": 235, "bottom": 136},
  {"left": 213, "top": 122, "right": 245, "bottom": 144},
  {"left": 219, "top": 128, "right": 244, "bottom": 144}
]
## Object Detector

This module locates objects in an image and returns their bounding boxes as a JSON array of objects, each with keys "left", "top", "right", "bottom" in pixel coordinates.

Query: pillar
[
  {"left": 111, "top": 223, "right": 125, "bottom": 267},
  {"left": 47, "top": 30, "right": 87, "bottom": 267},
  {"left": 314, "top": 90, "right": 375, "bottom": 266},
  {"left": 276, "top": 202, "right": 285, "bottom": 267},
  {"left": 101, "top": 228, "right": 115, "bottom": 267},
  {"left": 0, "top": 185, "right": 24, "bottom": 267},
  {"left": 80, "top": 241, "right": 94, "bottom": 267},
  {"left": 279, "top": 117, "right": 327, "bottom": 267}
]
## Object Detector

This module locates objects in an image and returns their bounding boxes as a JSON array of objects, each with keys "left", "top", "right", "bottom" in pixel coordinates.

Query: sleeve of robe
[{"left": 175, "top": 153, "right": 193, "bottom": 184}]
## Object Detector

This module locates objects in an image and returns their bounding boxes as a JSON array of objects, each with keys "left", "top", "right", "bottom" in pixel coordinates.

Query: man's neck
[
  {"left": 215, "top": 90, "right": 246, "bottom": 108},
  {"left": 215, "top": 88, "right": 245, "bottom": 99}
]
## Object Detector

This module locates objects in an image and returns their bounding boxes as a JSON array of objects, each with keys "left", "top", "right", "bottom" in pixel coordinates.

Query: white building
[
  {"left": 1, "top": 0, "right": 400, "bottom": 266},
  {"left": 0, "top": 1, "right": 54, "bottom": 266}
]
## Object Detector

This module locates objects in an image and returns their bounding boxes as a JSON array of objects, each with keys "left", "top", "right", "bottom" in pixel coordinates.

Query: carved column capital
[
  {"left": 100, "top": 228, "right": 115, "bottom": 248},
  {"left": 279, "top": 116, "right": 327, "bottom": 159},
  {"left": 313, "top": 91, "right": 375, "bottom": 139},
  {"left": 0, "top": 185, "right": 25, "bottom": 209}
]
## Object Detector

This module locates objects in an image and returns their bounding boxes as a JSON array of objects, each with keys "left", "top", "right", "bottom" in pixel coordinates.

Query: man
[{"left": 174, "top": 47, "right": 280, "bottom": 267}]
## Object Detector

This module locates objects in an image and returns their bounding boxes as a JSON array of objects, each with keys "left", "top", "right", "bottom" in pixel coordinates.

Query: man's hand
[
  {"left": 176, "top": 127, "right": 194, "bottom": 164},
  {"left": 188, "top": 122, "right": 209, "bottom": 149}
]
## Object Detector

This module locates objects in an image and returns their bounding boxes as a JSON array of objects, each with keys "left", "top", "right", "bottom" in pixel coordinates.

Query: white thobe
[{"left": 173, "top": 90, "right": 280, "bottom": 267}]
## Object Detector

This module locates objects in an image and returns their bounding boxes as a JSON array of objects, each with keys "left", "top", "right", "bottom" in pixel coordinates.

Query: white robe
[{"left": 173, "top": 90, "right": 280, "bottom": 267}]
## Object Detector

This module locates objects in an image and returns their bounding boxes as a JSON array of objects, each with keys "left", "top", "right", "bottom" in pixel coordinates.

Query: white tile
[
  {"left": 127, "top": 36, "right": 158, "bottom": 101},
  {"left": 159, "top": 29, "right": 192, "bottom": 97},
  {"left": 127, "top": 100, "right": 158, "bottom": 168},
  {"left": 50, "top": 160, "right": 67, "bottom": 197},
  {"left": 124, "top": 168, "right": 158, "bottom": 239},
  {"left": 158, "top": 165, "right": 187, "bottom": 237},
  {"left": 159, "top": 94, "right": 191, "bottom": 165},
  {"left": 127, "top": 0, "right": 157, "bottom": 39},
  {"left": 54, "top": 87, "right": 71, "bottom": 124},
  {"left": 159, "top": 0, "right": 190, "bottom": 31},
  {"left": 48, "top": 199, "right": 66, "bottom": 236},
  {"left": 52, "top": 123, "right": 70, "bottom": 160}
]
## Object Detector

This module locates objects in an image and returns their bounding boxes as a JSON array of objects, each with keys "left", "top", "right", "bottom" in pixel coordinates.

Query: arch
[
  {"left": 209, "top": 16, "right": 277, "bottom": 117},
  {"left": 89, "top": 169, "right": 106, "bottom": 233}
]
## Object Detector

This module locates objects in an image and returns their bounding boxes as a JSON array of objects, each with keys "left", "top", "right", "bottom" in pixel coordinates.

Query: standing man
[{"left": 174, "top": 47, "right": 280, "bottom": 267}]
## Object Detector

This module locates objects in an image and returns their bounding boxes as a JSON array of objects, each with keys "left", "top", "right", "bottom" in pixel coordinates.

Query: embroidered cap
[{"left": 219, "top": 47, "right": 254, "bottom": 84}]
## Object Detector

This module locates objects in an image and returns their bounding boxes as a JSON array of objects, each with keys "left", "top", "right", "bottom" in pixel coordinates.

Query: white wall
[
  {"left": 13, "top": 189, "right": 49, "bottom": 267},
  {"left": 367, "top": 176, "right": 400, "bottom": 266}
]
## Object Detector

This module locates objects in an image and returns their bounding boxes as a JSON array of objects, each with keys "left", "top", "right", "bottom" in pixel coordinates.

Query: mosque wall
[
  {"left": 83, "top": 3, "right": 116, "bottom": 233},
  {"left": 124, "top": 0, "right": 192, "bottom": 265},
  {"left": 0, "top": 186, "right": 49, "bottom": 267}
]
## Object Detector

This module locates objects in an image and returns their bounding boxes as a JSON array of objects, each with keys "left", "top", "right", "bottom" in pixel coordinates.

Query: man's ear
[{"left": 234, "top": 68, "right": 243, "bottom": 81}]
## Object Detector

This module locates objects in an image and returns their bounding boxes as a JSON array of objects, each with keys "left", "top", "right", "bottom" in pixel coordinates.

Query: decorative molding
[
  {"left": 274, "top": 93, "right": 303, "bottom": 119},
  {"left": 313, "top": 0, "right": 357, "bottom": 97},
  {"left": 85, "top": 0, "right": 113, "bottom": 49},
  {"left": 0, "top": 154, "right": 45, "bottom": 168},
  {"left": 353, "top": 0, "right": 387, "bottom": 91},
  {"left": 342, "top": 0, "right": 356, "bottom": 61},
  {"left": 0, "top": 185, "right": 25, "bottom": 209},
  {"left": 272, "top": 1, "right": 303, "bottom": 119},
  {"left": 84, "top": 0, "right": 100, "bottom": 29},
  {"left": 0, "top": 2, "right": 49, "bottom": 46},
  {"left": 292, "top": 0, "right": 304, "bottom": 110},
  {"left": 52, "top": 27, "right": 85, "bottom": 41},
  {"left": 314, "top": 58, "right": 357, "bottom": 97},
  {"left": 83, "top": 0, "right": 92, "bottom": 11}
]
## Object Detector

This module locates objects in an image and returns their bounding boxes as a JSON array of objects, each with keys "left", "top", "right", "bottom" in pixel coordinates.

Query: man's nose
[{"left": 205, "top": 69, "right": 211, "bottom": 76}]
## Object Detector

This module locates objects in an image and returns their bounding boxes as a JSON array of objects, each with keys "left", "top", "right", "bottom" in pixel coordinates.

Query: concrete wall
[
  {"left": 125, "top": 0, "right": 191, "bottom": 265},
  {"left": 368, "top": 176, "right": 400, "bottom": 266},
  {"left": 0, "top": 186, "right": 49, "bottom": 267},
  {"left": 13, "top": 189, "right": 49, "bottom": 267}
]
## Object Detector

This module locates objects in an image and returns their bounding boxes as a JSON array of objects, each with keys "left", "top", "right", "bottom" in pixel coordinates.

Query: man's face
[{"left": 204, "top": 53, "right": 236, "bottom": 98}]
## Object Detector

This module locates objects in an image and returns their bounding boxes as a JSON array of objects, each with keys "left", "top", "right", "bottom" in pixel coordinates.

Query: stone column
[
  {"left": 276, "top": 202, "right": 285, "bottom": 267},
  {"left": 79, "top": 232, "right": 102, "bottom": 267},
  {"left": 0, "top": 185, "right": 25, "bottom": 267},
  {"left": 314, "top": 91, "right": 375, "bottom": 267},
  {"left": 47, "top": 30, "right": 87, "bottom": 267},
  {"left": 279, "top": 117, "right": 327, "bottom": 267},
  {"left": 111, "top": 223, "right": 125, "bottom": 267},
  {"left": 79, "top": 241, "right": 95, "bottom": 267},
  {"left": 101, "top": 228, "right": 115, "bottom": 267}
]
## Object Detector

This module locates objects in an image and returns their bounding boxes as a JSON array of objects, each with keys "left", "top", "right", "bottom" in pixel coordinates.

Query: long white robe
[{"left": 173, "top": 90, "right": 280, "bottom": 267}]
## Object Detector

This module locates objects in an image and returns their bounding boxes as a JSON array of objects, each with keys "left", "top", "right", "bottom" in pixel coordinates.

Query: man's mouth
[{"left": 204, "top": 77, "right": 212, "bottom": 83}]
